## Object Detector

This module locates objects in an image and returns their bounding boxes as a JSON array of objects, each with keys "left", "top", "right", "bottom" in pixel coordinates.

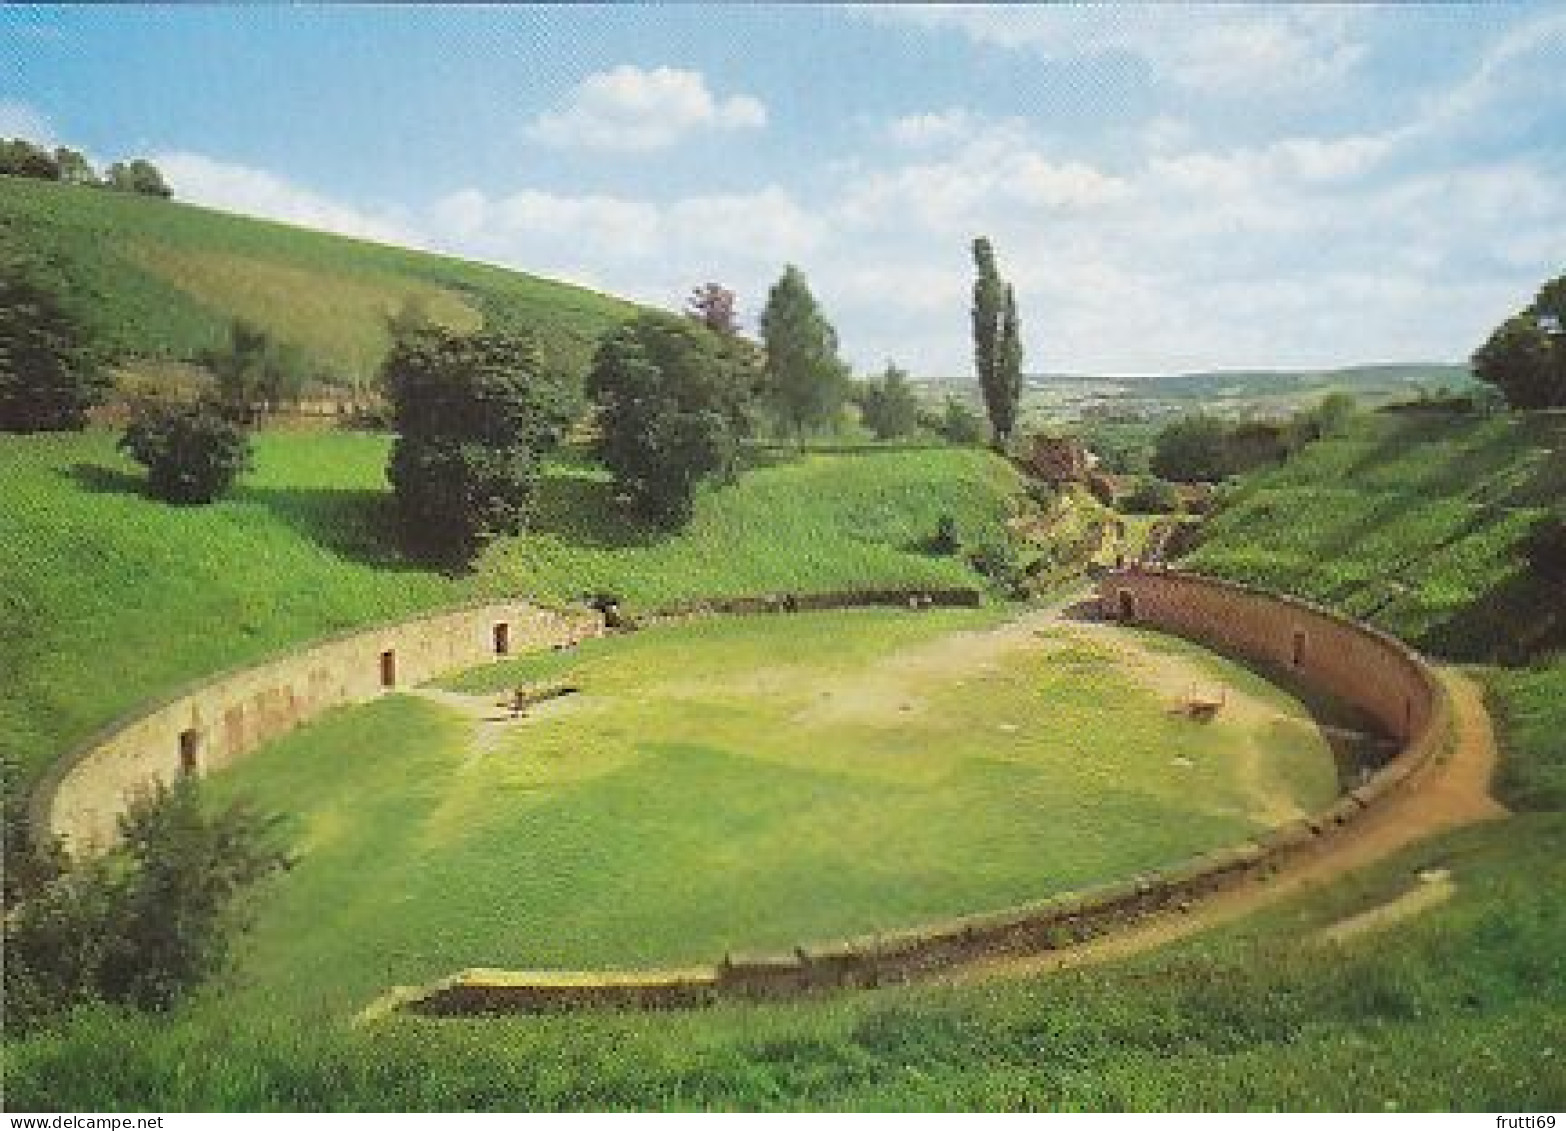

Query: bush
[
  {"left": 119, "top": 399, "right": 252, "bottom": 504},
  {"left": 1523, "top": 514, "right": 1566, "bottom": 582},
  {"left": 1124, "top": 476, "right": 1180, "bottom": 514},
  {"left": 925, "top": 513, "right": 961, "bottom": 555},
  {"left": 2, "top": 780, "right": 288, "bottom": 1031},
  {"left": 932, "top": 397, "right": 988, "bottom": 446}
]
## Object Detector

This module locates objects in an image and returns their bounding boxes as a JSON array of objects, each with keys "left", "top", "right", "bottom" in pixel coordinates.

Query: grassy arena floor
[{"left": 201, "top": 607, "right": 1341, "bottom": 1020}]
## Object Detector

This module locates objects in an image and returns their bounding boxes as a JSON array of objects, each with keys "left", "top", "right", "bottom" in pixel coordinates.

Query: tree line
[
  {"left": 1, "top": 136, "right": 173, "bottom": 198},
  {"left": 3, "top": 226, "right": 1028, "bottom": 565}
]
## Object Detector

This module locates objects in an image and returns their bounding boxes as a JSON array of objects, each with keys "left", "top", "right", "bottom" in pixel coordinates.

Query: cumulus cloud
[
  {"left": 526, "top": 65, "right": 766, "bottom": 152},
  {"left": 151, "top": 153, "right": 423, "bottom": 247},
  {"left": 859, "top": 6, "right": 1368, "bottom": 95}
]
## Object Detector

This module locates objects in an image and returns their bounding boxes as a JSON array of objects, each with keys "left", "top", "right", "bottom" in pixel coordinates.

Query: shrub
[
  {"left": 118, "top": 398, "right": 252, "bottom": 504},
  {"left": 1124, "top": 476, "right": 1180, "bottom": 514},
  {"left": 2, "top": 780, "right": 288, "bottom": 1031},
  {"left": 1523, "top": 514, "right": 1566, "bottom": 582},
  {"left": 933, "top": 397, "right": 988, "bottom": 446}
]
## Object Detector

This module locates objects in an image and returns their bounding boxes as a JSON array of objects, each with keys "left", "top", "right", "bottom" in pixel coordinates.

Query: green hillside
[
  {"left": 0, "top": 431, "right": 1018, "bottom": 786},
  {"left": 0, "top": 175, "right": 635, "bottom": 385},
  {"left": 1183, "top": 409, "right": 1565, "bottom": 663}
]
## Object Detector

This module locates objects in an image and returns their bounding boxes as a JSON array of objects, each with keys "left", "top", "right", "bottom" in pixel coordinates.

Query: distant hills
[{"left": 1023, "top": 362, "right": 1475, "bottom": 421}]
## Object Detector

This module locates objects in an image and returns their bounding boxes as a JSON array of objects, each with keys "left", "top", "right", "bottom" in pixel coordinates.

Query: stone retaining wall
[
  {"left": 379, "top": 569, "right": 1454, "bottom": 1017},
  {"left": 39, "top": 600, "right": 605, "bottom": 851},
  {"left": 36, "top": 585, "right": 984, "bottom": 853}
]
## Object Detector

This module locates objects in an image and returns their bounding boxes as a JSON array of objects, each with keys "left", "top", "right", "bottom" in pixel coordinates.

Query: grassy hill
[
  {"left": 1183, "top": 409, "right": 1565, "bottom": 663},
  {"left": 0, "top": 431, "right": 1019, "bottom": 787},
  {"left": 0, "top": 175, "right": 635, "bottom": 386}
]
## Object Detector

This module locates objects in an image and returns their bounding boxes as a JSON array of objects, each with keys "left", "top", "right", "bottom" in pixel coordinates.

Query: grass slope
[
  {"left": 0, "top": 175, "right": 634, "bottom": 382},
  {"left": 1183, "top": 409, "right": 1566, "bottom": 662},
  {"left": 0, "top": 430, "right": 1017, "bottom": 785}
]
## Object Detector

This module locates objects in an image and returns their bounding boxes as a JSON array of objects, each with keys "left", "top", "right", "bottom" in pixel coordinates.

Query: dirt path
[{"left": 949, "top": 669, "right": 1508, "bottom": 982}]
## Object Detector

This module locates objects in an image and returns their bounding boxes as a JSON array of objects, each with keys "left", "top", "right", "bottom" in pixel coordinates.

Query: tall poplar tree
[{"left": 971, "top": 237, "right": 1024, "bottom": 448}]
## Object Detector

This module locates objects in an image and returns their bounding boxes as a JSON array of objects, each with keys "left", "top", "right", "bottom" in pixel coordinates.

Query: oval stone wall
[
  {"left": 375, "top": 569, "right": 1457, "bottom": 1015},
  {"left": 39, "top": 600, "right": 605, "bottom": 850}
]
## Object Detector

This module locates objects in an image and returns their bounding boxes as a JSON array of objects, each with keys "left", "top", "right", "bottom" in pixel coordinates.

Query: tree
[
  {"left": 1474, "top": 314, "right": 1561, "bottom": 410},
  {"left": 53, "top": 146, "right": 97, "bottom": 185},
  {"left": 105, "top": 158, "right": 173, "bottom": 199},
  {"left": 384, "top": 327, "right": 575, "bottom": 563},
  {"left": 3, "top": 779, "right": 288, "bottom": 1031},
  {"left": 972, "top": 237, "right": 1024, "bottom": 449},
  {"left": 929, "top": 395, "right": 987, "bottom": 446},
  {"left": 0, "top": 253, "right": 109, "bottom": 432},
  {"left": 0, "top": 137, "right": 59, "bottom": 180},
  {"left": 119, "top": 398, "right": 252, "bottom": 504},
  {"left": 200, "top": 319, "right": 312, "bottom": 422},
  {"left": 1151, "top": 414, "right": 1233, "bottom": 482},
  {"left": 858, "top": 362, "right": 921, "bottom": 441},
  {"left": 686, "top": 282, "right": 740, "bottom": 336},
  {"left": 759, "top": 265, "right": 848, "bottom": 445},
  {"left": 1472, "top": 272, "right": 1566, "bottom": 410},
  {"left": 588, "top": 312, "right": 751, "bottom": 527}
]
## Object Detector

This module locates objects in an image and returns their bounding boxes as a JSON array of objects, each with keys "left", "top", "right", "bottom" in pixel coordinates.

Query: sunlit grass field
[{"left": 196, "top": 607, "right": 1338, "bottom": 1020}]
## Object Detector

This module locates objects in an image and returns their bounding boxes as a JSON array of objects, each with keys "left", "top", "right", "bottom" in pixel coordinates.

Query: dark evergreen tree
[{"left": 0, "top": 252, "right": 108, "bottom": 432}]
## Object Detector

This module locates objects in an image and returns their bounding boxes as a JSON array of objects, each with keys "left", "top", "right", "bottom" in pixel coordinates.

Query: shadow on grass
[
  {"left": 529, "top": 468, "right": 666, "bottom": 550},
  {"left": 231, "top": 482, "right": 415, "bottom": 570},
  {"left": 69, "top": 462, "right": 146, "bottom": 497}
]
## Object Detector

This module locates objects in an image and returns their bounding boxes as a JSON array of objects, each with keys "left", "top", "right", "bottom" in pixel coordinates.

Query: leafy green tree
[
  {"left": 1151, "top": 414, "right": 1233, "bottom": 482},
  {"left": 384, "top": 327, "right": 575, "bottom": 563},
  {"left": 1474, "top": 314, "right": 1561, "bottom": 410},
  {"left": 588, "top": 312, "right": 752, "bottom": 528},
  {"left": 929, "top": 395, "right": 987, "bottom": 446},
  {"left": 3, "top": 779, "right": 288, "bottom": 1030},
  {"left": 858, "top": 362, "right": 921, "bottom": 441},
  {"left": 0, "top": 253, "right": 109, "bottom": 432},
  {"left": 53, "top": 146, "right": 97, "bottom": 185},
  {"left": 759, "top": 265, "right": 848, "bottom": 445},
  {"left": 105, "top": 158, "right": 173, "bottom": 199},
  {"left": 0, "top": 137, "right": 60, "bottom": 179},
  {"left": 200, "top": 319, "right": 313, "bottom": 422},
  {"left": 119, "top": 398, "right": 252, "bottom": 504},
  {"left": 971, "top": 237, "right": 1024, "bottom": 448}
]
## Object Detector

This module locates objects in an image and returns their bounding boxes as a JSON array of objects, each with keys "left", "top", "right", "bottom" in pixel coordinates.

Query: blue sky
[{"left": 3, "top": 4, "right": 1563, "bottom": 377}]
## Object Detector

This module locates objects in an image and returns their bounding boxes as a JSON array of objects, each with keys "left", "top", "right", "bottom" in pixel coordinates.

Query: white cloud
[
  {"left": 526, "top": 65, "right": 766, "bottom": 152},
  {"left": 0, "top": 99, "right": 57, "bottom": 145},
  {"left": 152, "top": 153, "right": 422, "bottom": 247},
  {"left": 860, "top": 6, "right": 1368, "bottom": 95},
  {"left": 886, "top": 109, "right": 976, "bottom": 148}
]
